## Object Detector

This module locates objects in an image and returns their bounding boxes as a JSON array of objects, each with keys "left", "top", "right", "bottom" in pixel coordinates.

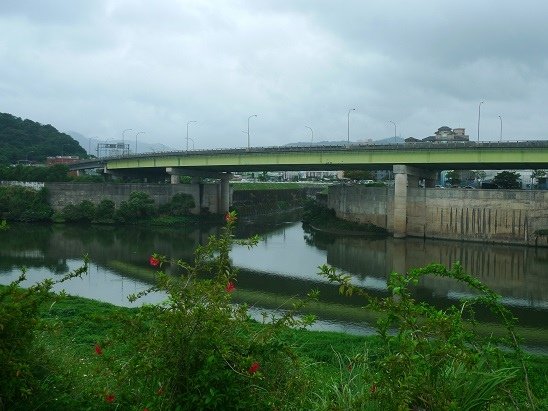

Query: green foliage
[
  {"left": 116, "top": 191, "right": 156, "bottom": 222},
  {"left": 116, "top": 211, "right": 315, "bottom": 409},
  {"left": 317, "top": 262, "right": 536, "bottom": 410},
  {"left": 94, "top": 199, "right": 116, "bottom": 223},
  {"left": 343, "top": 169, "right": 373, "bottom": 181},
  {"left": 71, "top": 174, "right": 104, "bottom": 183},
  {"left": 60, "top": 200, "right": 96, "bottom": 223},
  {"left": 158, "top": 192, "right": 195, "bottom": 216},
  {"left": 493, "top": 171, "right": 522, "bottom": 189},
  {"left": 531, "top": 169, "right": 546, "bottom": 182},
  {"left": 0, "top": 164, "right": 72, "bottom": 182},
  {"left": 0, "top": 186, "right": 53, "bottom": 222},
  {"left": 445, "top": 170, "right": 461, "bottom": 186},
  {"left": 0, "top": 260, "right": 88, "bottom": 409},
  {"left": 0, "top": 112, "right": 87, "bottom": 165}
]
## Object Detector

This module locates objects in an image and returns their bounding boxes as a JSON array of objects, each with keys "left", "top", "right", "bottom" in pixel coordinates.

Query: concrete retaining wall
[
  {"left": 407, "top": 188, "right": 548, "bottom": 247},
  {"left": 328, "top": 186, "right": 394, "bottom": 232},
  {"left": 328, "top": 185, "right": 548, "bottom": 246},
  {"left": 44, "top": 182, "right": 222, "bottom": 214}
]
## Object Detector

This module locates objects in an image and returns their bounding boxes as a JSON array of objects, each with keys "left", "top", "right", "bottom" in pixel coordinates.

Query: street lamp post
[
  {"left": 135, "top": 131, "right": 145, "bottom": 154},
  {"left": 247, "top": 115, "right": 258, "bottom": 149},
  {"left": 389, "top": 120, "right": 397, "bottom": 143},
  {"left": 347, "top": 108, "right": 356, "bottom": 143},
  {"left": 477, "top": 101, "right": 484, "bottom": 142},
  {"left": 498, "top": 115, "right": 502, "bottom": 142},
  {"left": 186, "top": 121, "right": 197, "bottom": 151},
  {"left": 305, "top": 126, "right": 314, "bottom": 143},
  {"left": 187, "top": 137, "right": 195, "bottom": 150},
  {"left": 122, "top": 128, "right": 132, "bottom": 155}
]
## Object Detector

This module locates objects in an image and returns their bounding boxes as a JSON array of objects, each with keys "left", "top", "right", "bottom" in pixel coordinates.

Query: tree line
[
  {"left": 0, "top": 112, "right": 87, "bottom": 165},
  {"left": 0, "top": 186, "right": 195, "bottom": 224}
]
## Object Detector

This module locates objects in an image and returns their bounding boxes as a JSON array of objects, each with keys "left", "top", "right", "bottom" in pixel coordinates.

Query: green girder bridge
[{"left": 70, "top": 141, "right": 548, "bottom": 238}]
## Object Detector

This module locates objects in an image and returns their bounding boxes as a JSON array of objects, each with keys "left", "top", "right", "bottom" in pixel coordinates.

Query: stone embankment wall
[
  {"left": 44, "top": 182, "right": 221, "bottom": 214},
  {"left": 328, "top": 185, "right": 548, "bottom": 246},
  {"left": 44, "top": 183, "right": 323, "bottom": 217}
]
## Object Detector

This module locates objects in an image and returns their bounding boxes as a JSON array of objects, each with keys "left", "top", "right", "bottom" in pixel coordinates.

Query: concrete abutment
[{"left": 328, "top": 182, "right": 548, "bottom": 247}]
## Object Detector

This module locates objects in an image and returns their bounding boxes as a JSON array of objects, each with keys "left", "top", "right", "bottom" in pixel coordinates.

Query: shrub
[
  {"left": 0, "top": 186, "right": 53, "bottom": 222},
  {"left": 116, "top": 211, "right": 316, "bottom": 410},
  {"left": 317, "top": 262, "right": 535, "bottom": 410},
  {"left": 116, "top": 191, "right": 156, "bottom": 222},
  {"left": 94, "top": 199, "right": 116, "bottom": 223},
  {"left": 158, "top": 192, "right": 196, "bottom": 216},
  {"left": 0, "top": 261, "right": 88, "bottom": 410}
]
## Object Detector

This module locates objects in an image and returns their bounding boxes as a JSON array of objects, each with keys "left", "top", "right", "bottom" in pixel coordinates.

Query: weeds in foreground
[
  {"left": 0, "top": 257, "right": 88, "bottom": 410},
  {"left": 316, "top": 262, "right": 537, "bottom": 410}
]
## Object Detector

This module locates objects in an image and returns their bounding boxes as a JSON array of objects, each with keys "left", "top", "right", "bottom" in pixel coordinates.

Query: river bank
[{"left": 5, "top": 292, "right": 547, "bottom": 410}]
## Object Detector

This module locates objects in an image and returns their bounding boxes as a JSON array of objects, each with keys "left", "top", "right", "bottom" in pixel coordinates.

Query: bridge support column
[
  {"left": 393, "top": 165, "right": 437, "bottom": 239},
  {"left": 219, "top": 173, "right": 232, "bottom": 214}
]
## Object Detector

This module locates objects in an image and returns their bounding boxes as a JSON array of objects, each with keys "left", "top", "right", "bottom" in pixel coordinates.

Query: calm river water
[{"left": 1, "top": 217, "right": 547, "bottom": 353}]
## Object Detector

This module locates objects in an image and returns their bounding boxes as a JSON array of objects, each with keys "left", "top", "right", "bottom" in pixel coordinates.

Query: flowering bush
[{"left": 119, "top": 210, "right": 315, "bottom": 410}]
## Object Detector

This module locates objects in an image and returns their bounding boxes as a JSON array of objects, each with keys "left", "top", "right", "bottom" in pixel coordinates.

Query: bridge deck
[{"left": 71, "top": 141, "right": 548, "bottom": 172}]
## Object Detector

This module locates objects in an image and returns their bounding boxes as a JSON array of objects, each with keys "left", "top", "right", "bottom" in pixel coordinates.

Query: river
[{"left": 1, "top": 217, "right": 547, "bottom": 354}]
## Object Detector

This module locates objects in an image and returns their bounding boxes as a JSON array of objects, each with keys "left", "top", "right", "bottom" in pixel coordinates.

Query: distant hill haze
[
  {"left": 0, "top": 112, "right": 86, "bottom": 165},
  {"left": 67, "top": 131, "right": 175, "bottom": 155}
]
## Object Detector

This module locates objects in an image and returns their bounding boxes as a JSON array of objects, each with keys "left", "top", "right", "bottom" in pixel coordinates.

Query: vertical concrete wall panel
[{"left": 328, "top": 185, "right": 548, "bottom": 246}]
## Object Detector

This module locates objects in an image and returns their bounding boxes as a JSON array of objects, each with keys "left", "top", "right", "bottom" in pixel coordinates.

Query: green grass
[{"left": 4, "top": 292, "right": 547, "bottom": 410}]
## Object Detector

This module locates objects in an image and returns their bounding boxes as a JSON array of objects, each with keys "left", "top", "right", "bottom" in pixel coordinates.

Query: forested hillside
[{"left": 0, "top": 112, "right": 87, "bottom": 165}]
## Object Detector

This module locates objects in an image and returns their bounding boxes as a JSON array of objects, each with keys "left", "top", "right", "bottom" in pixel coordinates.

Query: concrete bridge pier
[
  {"left": 219, "top": 173, "right": 232, "bottom": 214},
  {"left": 393, "top": 165, "right": 437, "bottom": 238},
  {"left": 166, "top": 167, "right": 232, "bottom": 214}
]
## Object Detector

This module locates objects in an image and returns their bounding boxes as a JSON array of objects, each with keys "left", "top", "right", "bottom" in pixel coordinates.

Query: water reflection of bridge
[{"left": 315, "top": 232, "right": 548, "bottom": 305}]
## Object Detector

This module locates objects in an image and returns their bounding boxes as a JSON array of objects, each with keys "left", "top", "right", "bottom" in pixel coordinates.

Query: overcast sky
[{"left": 1, "top": 0, "right": 547, "bottom": 150}]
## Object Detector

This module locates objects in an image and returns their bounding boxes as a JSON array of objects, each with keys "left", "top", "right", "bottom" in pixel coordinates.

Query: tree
[
  {"left": 492, "top": 171, "right": 521, "bottom": 189},
  {"left": 531, "top": 169, "right": 546, "bottom": 187},
  {"left": 0, "top": 112, "right": 87, "bottom": 165},
  {"left": 165, "top": 193, "right": 195, "bottom": 216},
  {"left": 343, "top": 170, "right": 373, "bottom": 181},
  {"left": 95, "top": 199, "right": 116, "bottom": 222},
  {"left": 445, "top": 170, "right": 461, "bottom": 186},
  {"left": 116, "top": 191, "right": 156, "bottom": 221}
]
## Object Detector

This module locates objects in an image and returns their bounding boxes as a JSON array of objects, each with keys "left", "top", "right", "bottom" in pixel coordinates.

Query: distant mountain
[
  {"left": 0, "top": 112, "right": 86, "bottom": 165},
  {"left": 67, "top": 131, "right": 175, "bottom": 155},
  {"left": 284, "top": 137, "right": 405, "bottom": 147}
]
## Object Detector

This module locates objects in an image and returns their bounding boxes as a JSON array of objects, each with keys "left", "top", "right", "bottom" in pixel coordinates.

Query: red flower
[
  {"left": 94, "top": 343, "right": 103, "bottom": 356},
  {"left": 248, "top": 361, "right": 260, "bottom": 374},
  {"left": 370, "top": 383, "right": 377, "bottom": 394},
  {"left": 225, "top": 211, "right": 237, "bottom": 223},
  {"left": 225, "top": 282, "right": 236, "bottom": 293},
  {"left": 149, "top": 255, "right": 160, "bottom": 267},
  {"left": 105, "top": 393, "right": 115, "bottom": 403}
]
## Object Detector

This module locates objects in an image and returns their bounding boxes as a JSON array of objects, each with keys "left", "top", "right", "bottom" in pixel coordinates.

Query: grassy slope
[{"left": 17, "top": 293, "right": 546, "bottom": 410}]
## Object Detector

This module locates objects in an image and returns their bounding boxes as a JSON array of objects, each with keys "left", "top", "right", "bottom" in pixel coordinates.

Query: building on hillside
[{"left": 405, "top": 126, "right": 470, "bottom": 143}]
